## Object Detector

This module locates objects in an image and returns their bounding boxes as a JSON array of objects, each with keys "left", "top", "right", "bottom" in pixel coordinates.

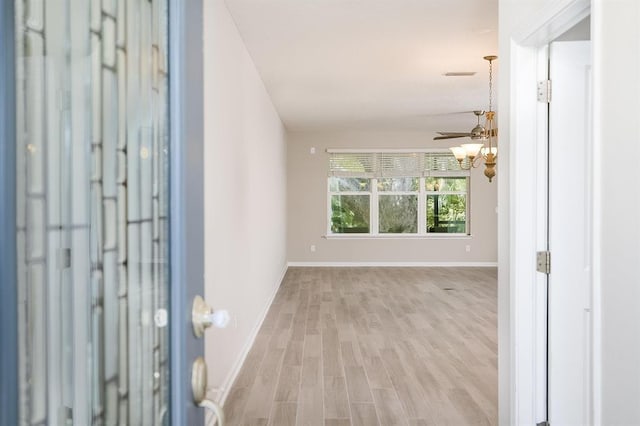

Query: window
[
  {"left": 426, "top": 177, "right": 467, "bottom": 233},
  {"left": 329, "top": 178, "right": 371, "bottom": 233},
  {"left": 378, "top": 177, "right": 419, "bottom": 233},
  {"left": 328, "top": 150, "right": 470, "bottom": 236}
]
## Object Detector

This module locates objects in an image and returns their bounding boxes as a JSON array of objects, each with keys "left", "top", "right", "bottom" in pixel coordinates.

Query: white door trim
[{"left": 501, "top": 0, "right": 593, "bottom": 424}]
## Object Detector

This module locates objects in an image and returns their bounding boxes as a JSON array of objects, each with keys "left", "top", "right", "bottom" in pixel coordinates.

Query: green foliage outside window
[
  {"left": 331, "top": 195, "right": 370, "bottom": 233},
  {"left": 329, "top": 177, "right": 370, "bottom": 192},
  {"left": 425, "top": 177, "right": 467, "bottom": 192},
  {"left": 425, "top": 177, "right": 467, "bottom": 233},
  {"left": 379, "top": 195, "right": 418, "bottom": 233},
  {"left": 426, "top": 194, "right": 466, "bottom": 233},
  {"left": 377, "top": 177, "right": 419, "bottom": 192}
]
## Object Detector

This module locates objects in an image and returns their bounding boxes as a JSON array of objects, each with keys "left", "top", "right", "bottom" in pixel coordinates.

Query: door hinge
[
  {"left": 537, "top": 80, "right": 552, "bottom": 103},
  {"left": 536, "top": 250, "right": 551, "bottom": 274}
]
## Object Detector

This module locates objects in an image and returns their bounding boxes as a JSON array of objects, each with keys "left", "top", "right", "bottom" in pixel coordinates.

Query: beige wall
[
  {"left": 203, "top": 0, "right": 288, "bottom": 401},
  {"left": 287, "top": 130, "right": 498, "bottom": 264}
]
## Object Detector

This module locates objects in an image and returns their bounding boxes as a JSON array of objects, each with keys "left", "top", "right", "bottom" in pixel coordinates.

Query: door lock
[
  {"left": 192, "top": 295, "right": 230, "bottom": 337},
  {"left": 192, "top": 357, "right": 226, "bottom": 424},
  {"left": 191, "top": 356, "right": 208, "bottom": 405}
]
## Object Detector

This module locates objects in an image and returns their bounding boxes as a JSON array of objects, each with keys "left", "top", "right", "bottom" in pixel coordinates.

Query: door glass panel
[{"left": 14, "top": 0, "right": 170, "bottom": 424}]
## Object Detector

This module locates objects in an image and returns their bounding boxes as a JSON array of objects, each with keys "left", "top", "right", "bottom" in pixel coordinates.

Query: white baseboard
[
  {"left": 217, "top": 262, "right": 288, "bottom": 407},
  {"left": 287, "top": 261, "right": 498, "bottom": 267}
]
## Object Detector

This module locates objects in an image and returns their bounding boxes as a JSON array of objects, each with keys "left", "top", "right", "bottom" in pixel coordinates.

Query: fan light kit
[{"left": 438, "top": 55, "right": 498, "bottom": 182}]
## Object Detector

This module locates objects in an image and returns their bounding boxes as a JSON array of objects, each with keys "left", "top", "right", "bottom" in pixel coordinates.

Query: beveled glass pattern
[{"left": 15, "top": 0, "right": 170, "bottom": 424}]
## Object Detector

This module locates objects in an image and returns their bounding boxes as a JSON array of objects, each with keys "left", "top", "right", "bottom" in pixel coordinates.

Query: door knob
[{"left": 192, "top": 295, "right": 230, "bottom": 337}]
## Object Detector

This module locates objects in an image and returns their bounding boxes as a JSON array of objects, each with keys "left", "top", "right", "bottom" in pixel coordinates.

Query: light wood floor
[{"left": 223, "top": 267, "right": 497, "bottom": 426}]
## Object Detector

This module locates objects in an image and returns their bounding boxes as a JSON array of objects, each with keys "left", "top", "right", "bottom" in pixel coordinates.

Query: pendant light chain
[{"left": 488, "top": 58, "right": 493, "bottom": 112}]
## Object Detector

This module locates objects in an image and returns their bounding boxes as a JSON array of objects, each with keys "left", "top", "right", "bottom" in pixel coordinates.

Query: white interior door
[{"left": 548, "top": 40, "right": 593, "bottom": 425}]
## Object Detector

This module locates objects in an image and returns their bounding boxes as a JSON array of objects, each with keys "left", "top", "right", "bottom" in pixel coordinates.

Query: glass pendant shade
[
  {"left": 449, "top": 146, "right": 467, "bottom": 161},
  {"left": 461, "top": 143, "right": 484, "bottom": 158}
]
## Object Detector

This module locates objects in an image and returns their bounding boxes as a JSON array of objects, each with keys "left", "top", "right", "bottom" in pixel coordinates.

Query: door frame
[
  {"left": 502, "top": 0, "right": 595, "bottom": 424},
  {"left": 0, "top": 0, "right": 18, "bottom": 424},
  {"left": 169, "top": 0, "right": 206, "bottom": 424}
]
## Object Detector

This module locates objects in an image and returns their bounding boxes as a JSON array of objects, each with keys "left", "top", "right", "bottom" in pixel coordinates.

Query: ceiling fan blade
[
  {"left": 434, "top": 129, "right": 497, "bottom": 140},
  {"left": 433, "top": 134, "right": 470, "bottom": 140},
  {"left": 414, "top": 110, "right": 478, "bottom": 118},
  {"left": 436, "top": 132, "right": 471, "bottom": 136}
]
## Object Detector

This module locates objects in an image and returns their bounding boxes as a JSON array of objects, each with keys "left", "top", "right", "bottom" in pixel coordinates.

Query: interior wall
[
  {"left": 287, "top": 130, "right": 498, "bottom": 264},
  {"left": 203, "top": 0, "right": 288, "bottom": 399},
  {"left": 555, "top": 16, "right": 590, "bottom": 41},
  {"left": 500, "top": 0, "right": 640, "bottom": 424},
  {"left": 593, "top": 1, "right": 640, "bottom": 423}
]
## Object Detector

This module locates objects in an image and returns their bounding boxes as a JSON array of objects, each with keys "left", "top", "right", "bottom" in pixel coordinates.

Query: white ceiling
[{"left": 223, "top": 0, "right": 498, "bottom": 132}]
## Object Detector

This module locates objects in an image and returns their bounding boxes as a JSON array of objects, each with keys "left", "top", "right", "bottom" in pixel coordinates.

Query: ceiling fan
[{"left": 433, "top": 110, "right": 498, "bottom": 141}]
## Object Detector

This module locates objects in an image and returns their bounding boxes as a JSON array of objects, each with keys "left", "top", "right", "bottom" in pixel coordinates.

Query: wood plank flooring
[{"left": 223, "top": 267, "right": 497, "bottom": 426}]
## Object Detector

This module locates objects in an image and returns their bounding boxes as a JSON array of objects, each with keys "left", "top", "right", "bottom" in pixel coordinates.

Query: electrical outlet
[
  {"left": 310, "top": 245, "right": 316, "bottom": 252},
  {"left": 310, "top": 147, "right": 316, "bottom": 154},
  {"left": 465, "top": 245, "right": 471, "bottom": 252}
]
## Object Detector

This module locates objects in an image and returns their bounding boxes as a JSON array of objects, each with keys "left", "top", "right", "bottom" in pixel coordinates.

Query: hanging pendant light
[{"left": 450, "top": 55, "right": 498, "bottom": 182}]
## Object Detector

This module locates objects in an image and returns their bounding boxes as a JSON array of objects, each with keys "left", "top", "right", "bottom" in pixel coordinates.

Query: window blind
[
  {"left": 377, "top": 152, "right": 421, "bottom": 177},
  {"left": 328, "top": 152, "right": 376, "bottom": 177},
  {"left": 328, "top": 151, "right": 470, "bottom": 177}
]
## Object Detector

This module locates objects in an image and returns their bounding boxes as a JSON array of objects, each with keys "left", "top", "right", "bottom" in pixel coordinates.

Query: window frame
[{"left": 326, "top": 150, "right": 471, "bottom": 238}]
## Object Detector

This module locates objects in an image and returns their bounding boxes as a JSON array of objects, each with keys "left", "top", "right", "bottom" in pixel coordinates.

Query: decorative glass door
[{"left": 14, "top": 0, "right": 171, "bottom": 423}]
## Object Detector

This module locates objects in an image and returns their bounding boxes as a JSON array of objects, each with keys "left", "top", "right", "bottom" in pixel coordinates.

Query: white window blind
[
  {"left": 328, "top": 151, "right": 469, "bottom": 177},
  {"left": 328, "top": 152, "right": 376, "bottom": 177},
  {"left": 377, "top": 152, "right": 421, "bottom": 177},
  {"left": 423, "top": 152, "right": 471, "bottom": 175}
]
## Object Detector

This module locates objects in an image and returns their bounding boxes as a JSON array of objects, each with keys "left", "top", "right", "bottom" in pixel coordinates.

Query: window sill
[{"left": 323, "top": 234, "right": 472, "bottom": 240}]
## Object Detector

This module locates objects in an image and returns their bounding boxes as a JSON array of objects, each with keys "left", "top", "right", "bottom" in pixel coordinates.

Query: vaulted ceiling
[{"left": 224, "top": 0, "right": 498, "bottom": 133}]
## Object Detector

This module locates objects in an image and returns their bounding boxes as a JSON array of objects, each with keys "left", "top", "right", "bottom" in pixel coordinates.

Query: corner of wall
[{"left": 217, "top": 263, "right": 288, "bottom": 407}]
